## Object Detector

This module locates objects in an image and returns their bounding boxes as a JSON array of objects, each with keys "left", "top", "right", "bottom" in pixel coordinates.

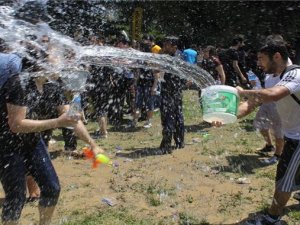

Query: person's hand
[
  {"left": 91, "top": 144, "right": 105, "bottom": 156},
  {"left": 57, "top": 112, "right": 80, "bottom": 127},
  {"left": 240, "top": 76, "right": 248, "bottom": 84},
  {"left": 211, "top": 121, "right": 223, "bottom": 127}
]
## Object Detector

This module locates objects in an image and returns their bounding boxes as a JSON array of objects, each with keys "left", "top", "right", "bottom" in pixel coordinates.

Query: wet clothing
[
  {"left": 107, "top": 67, "right": 136, "bottom": 125},
  {"left": 272, "top": 66, "right": 300, "bottom": 192},
  {"left": 276, "top": 137, "right": 300, "bottom": 192},
  {"left": 136, "top": 69, "right": 155, "bottom": 111},
  {"left": 22, "top": 79, "right": 66, "bottom": 145},
  {"left": 160, "top": 73, "right": 186, "bottom": 150},
  {"left": 0, "top": 73, "right": 62, "bottom": 221},
  {"left": 0, "top": 139, "right": 60, "bottom": 221},
  {"left": 201, "top": 56, "right": 222, "bottom": 83},
  {"left": 0, "top": 53, "right": 22, "bottom": 88},
  {"left": 89, "top": 66, "right": 114, "bottom": 117},
  {"left": 219, "top": 48, "right": 239, "bottom": 87},
  {"left": 275, "top": 68, "right": 300, "bottom": 140}
]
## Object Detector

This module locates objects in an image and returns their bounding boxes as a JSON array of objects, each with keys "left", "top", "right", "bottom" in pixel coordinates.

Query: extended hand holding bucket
[{"left": 201, "top": 85, "right": 239, "bottom": 124}]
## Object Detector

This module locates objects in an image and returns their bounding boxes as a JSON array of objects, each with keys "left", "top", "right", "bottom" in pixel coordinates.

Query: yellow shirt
[{"left": 151, "top": 45, "right": 161, "bottom": 54}]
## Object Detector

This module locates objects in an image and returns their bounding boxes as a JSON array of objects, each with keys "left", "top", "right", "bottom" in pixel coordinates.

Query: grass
[
  {"left": 63, "top": 208, "right": 154, "bottom": 225},
  {"left": 53, "top": 90, "right": 297, "bottom": 225}
]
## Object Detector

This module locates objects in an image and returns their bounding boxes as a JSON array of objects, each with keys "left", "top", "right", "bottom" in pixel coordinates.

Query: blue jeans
[{"left": 0, "top": 138, "right": 60, "bottom": 222}]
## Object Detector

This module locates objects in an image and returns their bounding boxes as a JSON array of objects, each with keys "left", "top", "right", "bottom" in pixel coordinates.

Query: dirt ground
[{"left": 0, "top": 91, "right": 299, "bottom": 225}]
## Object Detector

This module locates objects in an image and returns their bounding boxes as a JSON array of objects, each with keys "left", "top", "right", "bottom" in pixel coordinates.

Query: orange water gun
[{"left": 83, "top": 147, "right": 111, "bottom": 168}]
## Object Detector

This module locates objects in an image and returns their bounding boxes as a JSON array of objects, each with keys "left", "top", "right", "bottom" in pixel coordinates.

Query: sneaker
[
  {"left": 26, "top": 196, "right": 40, "bottom": 203},
  {"left": 92, "top": 131, "right": 108, "bottom": 139},
  {"left": 262, "top": 156, "right": 278, "bottom": 165},
  {"left": 245, "top": 213, "right": 281, "bottom": 225},
  {"left": 143, "top": 122, "right": 152, "bottom": 129},
  {"left": 293, "top": 192, "right": 300, "bottom": 201},
  {"left": 160, "top": 147, "right": 172, "bottom": 154},
  {"left": 126, "top": 120, "right": 137, "bottom": 128},
  {"left": 257, "top": 144, "right": 275, "bottom": 155}
]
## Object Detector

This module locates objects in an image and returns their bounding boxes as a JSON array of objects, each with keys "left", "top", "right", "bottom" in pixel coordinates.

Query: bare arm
[
  {"left": 215, "top": 64, "right": 226, "bottom": 84},
  {"left": 237, "top": 99, "right": 260, "bottom": 119},
  {"left": 151, "top": 71, "right": 160, "bottom": 95},
  {"left": 237, "top": 85, "right": 291, "bottom": 103},
  {"left": 232, "top": 60, "right": 247, "bottom": 82},
  {"left": 58, "top": 105, "right": 104, "bottom": 155},
  {"left": 7, "top": 104, "right": 77, "bottom": 133}
]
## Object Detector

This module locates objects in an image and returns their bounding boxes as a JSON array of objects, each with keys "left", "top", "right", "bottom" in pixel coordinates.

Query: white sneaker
[{"left": 143, "top": 122, "right": 152, "bottom": 128}]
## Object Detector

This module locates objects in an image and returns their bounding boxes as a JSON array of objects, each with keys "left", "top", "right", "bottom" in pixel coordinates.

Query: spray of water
[{"left": 0, "top": 4, "right": 215, "bottom": 91}]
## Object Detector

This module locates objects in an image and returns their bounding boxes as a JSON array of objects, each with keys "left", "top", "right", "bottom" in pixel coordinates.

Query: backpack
[
  {"left": 0, "top": 53, "right": 22, "bottom": 88},
  {"left": 279, "top": 65, "right": 300, "bottom": 105}
]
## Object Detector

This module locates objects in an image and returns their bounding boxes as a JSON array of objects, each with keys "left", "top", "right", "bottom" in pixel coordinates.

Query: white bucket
[{"left": 201, "top": 85, "right": 239, "bottom": 124}]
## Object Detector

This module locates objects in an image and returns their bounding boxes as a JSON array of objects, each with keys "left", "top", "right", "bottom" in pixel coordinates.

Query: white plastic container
[{"left": 201, "top": 85, "right": 239, "bottom": 124}]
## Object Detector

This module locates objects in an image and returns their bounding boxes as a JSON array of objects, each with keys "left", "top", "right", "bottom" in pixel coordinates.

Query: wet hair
[
  {"left": 231, "top": 35, "right": 244, "bottom": 46},
  {"left": 163, "top": 36, "right": 179, "bottom": 46},
  {"left": 259, "top": 39, "right": 289, "bottom": 61}
]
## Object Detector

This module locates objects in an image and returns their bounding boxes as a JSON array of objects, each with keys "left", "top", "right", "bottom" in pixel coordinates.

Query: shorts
[
  {"left": 253, "top": 103, "right": 283, "bottom": 138},
  {"left": 276, "top": 137, "right": 300, "bottom": 192}
]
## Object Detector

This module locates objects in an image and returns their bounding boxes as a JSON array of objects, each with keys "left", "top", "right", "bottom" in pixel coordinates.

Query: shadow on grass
[
  {"left": 212, "top": 154, "right": 268, "bottom": 174},
  {"left": 116, "top": 147, "right": 167, "bottom": 158},
  {"left": 185, "top": 121, "right": 212, "bottom": 133}
]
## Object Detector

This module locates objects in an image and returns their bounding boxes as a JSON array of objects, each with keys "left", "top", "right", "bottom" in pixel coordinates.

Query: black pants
[
  {"left": 160, "top": 92, "right": 185, "bottom": 149},
  {"left": 0, "top": 139, "right": 60, "bottom": 221}
]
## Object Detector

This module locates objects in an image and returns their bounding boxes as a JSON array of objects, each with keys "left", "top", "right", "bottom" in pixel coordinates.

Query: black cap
[{"left": 14, "top": 1, "right": 52, "bottom": 24}]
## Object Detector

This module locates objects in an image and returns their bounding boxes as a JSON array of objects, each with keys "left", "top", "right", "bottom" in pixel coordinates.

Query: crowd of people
[{"left": 0, "top": 2, "right": 300, "bottom": 225}]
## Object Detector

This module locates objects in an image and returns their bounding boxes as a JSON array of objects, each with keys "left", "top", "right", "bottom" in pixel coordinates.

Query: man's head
[
  {"left": 162, "top": 36, "right": 179, "bottom": 55},
  {"left": 257, "top": 39, "right": 289, "bottom": 74},
  {"left": 141, "top": 34, "right": 154, "bottom": 52},
  {"left": 231, "top": 35, "right": 245, "bottom": 48},
  {"left": 203, "top": 45, "right": 216, "bottom": 59},
  {"left": 115, "top": 30, "right": 130, "bottom": 49}
]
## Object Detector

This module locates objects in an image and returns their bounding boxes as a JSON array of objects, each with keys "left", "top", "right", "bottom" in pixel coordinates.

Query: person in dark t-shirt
[
  {"left": 219, "top": 36, "right": 248, "bottom": 87},
  {"left": 0, "top": 51, "right": 104, "bottom": 224}
]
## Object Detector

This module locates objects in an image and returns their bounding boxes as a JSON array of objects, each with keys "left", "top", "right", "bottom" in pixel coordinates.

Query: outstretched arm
[
  {"left": 7, "top": 104, "right": 78, "bottom": 133},
  {"left": 57, "top": 105, "right": 104, "bottom": 155}
]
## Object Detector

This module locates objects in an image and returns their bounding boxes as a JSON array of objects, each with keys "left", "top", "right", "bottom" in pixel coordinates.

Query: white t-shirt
[{"left": 275, "top": 68, "right": 300, "bottom": 140}]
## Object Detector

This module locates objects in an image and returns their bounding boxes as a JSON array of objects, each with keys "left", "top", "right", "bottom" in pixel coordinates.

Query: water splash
[{"left": 0, "top": 4, "right": 215, "bottom": 90}]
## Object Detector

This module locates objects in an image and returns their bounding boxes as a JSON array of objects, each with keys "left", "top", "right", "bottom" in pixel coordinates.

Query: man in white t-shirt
[{"left": 213, "top": 39, "right": 300, "bottom": 225}]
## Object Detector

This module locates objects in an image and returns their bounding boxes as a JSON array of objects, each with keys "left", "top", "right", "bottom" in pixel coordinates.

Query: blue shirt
[
  {"left": 183, "top": 48, "right": 197, "bottom": 64},
  {"left": 0, "top": 53, "right": 22, "bottom": 88}
]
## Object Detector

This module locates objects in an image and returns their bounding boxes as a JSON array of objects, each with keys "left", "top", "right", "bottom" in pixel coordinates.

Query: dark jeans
[
  {"left": 160, "top": 92, "right": 185, "bottom": 149},
  {"left": 0, "top": 139, "right": 60, "bottom": 222}
]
